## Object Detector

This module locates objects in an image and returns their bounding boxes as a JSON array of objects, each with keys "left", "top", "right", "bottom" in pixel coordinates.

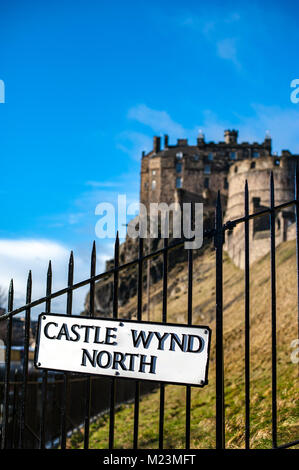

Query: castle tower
[
  {"left": 224, "top": 129, "right": 238, "bottom": 145},
  {"left": 224, "top": 155, "right": 298, "bottom": 268}
]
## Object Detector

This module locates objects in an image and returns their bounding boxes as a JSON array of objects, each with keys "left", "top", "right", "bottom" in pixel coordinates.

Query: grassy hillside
[{"left": 69, "top": 240, "right": 299, "bottom": 449}]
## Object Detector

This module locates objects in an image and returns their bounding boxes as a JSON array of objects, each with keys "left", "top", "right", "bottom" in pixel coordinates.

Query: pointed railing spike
[
  {"left": 270, "top": 171, "right": 275, "bottom": 208},
  {"left": 8, "top": 279, "right": 14, "bottom": 309},
  {"left": 245, "top": 179, "right": 248, "bottom": 193},
  {"left": 91, "top": 242, "right": 96, "bottom": 269},
  {"left": 67, "top": 252, "right": 74, "bottom": 315},
  {"left": 26, "top": 271, "right": 32, "bottom": 298}
]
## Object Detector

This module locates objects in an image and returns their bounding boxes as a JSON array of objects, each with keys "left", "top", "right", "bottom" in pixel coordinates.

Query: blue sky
[{"left": 0, "top": 0, "right": 298, "bottom": 313}]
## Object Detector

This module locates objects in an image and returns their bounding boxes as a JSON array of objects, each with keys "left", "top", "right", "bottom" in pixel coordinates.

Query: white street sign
[{"left": 35, "top": 313, "right": 211, "bottom": 387}]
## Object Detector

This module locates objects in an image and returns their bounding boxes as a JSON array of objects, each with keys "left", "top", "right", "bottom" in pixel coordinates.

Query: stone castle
[
  {"left": 140, "top": 130, "right": 299, "bottom": 267},
  {"left": 84, "top": 129, "right": 299, "bottom": 317}
]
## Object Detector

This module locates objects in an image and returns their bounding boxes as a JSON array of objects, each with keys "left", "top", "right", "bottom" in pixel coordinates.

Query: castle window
[
  {"left": 176, "top": 152, "right": 183, "bottom": 159},
  {"left": 176, "top": 163, "right": 182, "bottom": 173},
  {"left": 152, "top": 180, "right": 156, "bottom": 190},
  {"left": 152, "top": 170, "right": 156, "bottom": 175},
  {"left": 234, "top": 166, "right": 238, "bottom": 173},
  {"left": 208, "top": 152, "right": 213, "bottom": 161},
  {"left": 250, "top": 162, "right": 256, "bottom": 169},
  {"left": 176, "top": 177, "right": 182, "bottom": 188},
  {"left": 193, "top": 154, "right": 199, "bottom": 161},
  {"left": 204, "top": 164, "right": 211, "bottom": 174},
  {"left": 230, "top": 151, "right": 236, "bottom": 160},
  {"left": 204, "top": 178, "right": 209, "bottom": 189},
  {"left": 253, "top": 151, "right": 259, "bottom": 158},
  {"left": 275, "top": 159, "right": 280, "bottom": 166},
  {"left": 224, "top": 177, "right": 228, "bottom": 189}
]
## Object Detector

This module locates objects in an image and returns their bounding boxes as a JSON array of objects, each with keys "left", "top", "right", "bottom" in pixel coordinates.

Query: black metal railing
[{"left": 0, "top": 170, "right": 299, "bottom": 450}]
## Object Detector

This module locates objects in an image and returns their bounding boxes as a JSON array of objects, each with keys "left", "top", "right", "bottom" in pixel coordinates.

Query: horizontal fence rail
[{"left": 0, "top": 170, "right": 298, "bottom": 450}]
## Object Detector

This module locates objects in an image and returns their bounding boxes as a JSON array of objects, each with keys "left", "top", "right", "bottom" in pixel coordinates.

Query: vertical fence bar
[
  {"left": 133, "top": 236, "right": 143, "bottom": 449},
  {"left": 214, "top": 191, "right": 225, "bottom": 449},
  {"left": 84, "top": 242, "right": 96, "bottom": 450},
  {"left": 159, "top": 237, "right": 168, "bottom": 450},
  {"left": 295, "top": 166, "right": 299, "bottom": 348},
  {"left": 1, "top": 280, "right": 14, "bottom": 449},
  {"left": 60, "top": 252, "right": 74, "bottom": 449},
  {"left": 244, "top": 181, "right": 250, "bottom": 449},
  {"left": 11, "top": 368, "right": 19, "bottom": 448},
  {"left": 185, "top": 246, "right": 193, "bottom": 449},
  {"left": 19, "top": 271, "right": 32, "bottom": 448},
  {"left": 109, "top": 233, "right": 119, "bottom": 450},
  {"left": 40, "top": 261, "right": 52, "bottom": 449},
  {"left": 147, "top": 243, "right": 151, "bottom": 322},
  {"left": 270, "top": 172, "right": 277, "bottom": 448}
]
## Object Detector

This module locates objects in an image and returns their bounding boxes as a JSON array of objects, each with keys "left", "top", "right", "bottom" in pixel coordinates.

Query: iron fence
[{"left": 0, "top": 170, "right": 298, "bottom": 450}]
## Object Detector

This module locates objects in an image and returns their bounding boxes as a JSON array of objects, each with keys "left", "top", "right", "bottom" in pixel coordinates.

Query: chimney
[
  {"left": 224, "top": 129, "right": 238, "bottom": 144},
  {"left": 197, "top": 129, "right": 205, "bottom": 146},
  {"left": 264, "top": 130, "right": 272, "bottom": 154},
  {"left": 153, "top": 136, "right": 161, "bottom": 153},
  {"left": 164, "top": 134, "right": 169, "bottom": 148}
]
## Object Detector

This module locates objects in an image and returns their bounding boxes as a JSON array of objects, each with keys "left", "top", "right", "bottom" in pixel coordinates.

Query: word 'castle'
[{"left": 140, "top": 130, "right": 299, "bottom": 267}]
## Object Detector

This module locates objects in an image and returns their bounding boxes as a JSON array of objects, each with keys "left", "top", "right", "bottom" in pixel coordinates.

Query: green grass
[{"left": 68, "top": 240, "right": 299, "bottom": 449}]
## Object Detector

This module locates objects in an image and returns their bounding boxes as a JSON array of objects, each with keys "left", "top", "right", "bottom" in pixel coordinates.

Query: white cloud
[
  {"left": 216, "top": 38, "right": 240, "bottom": 68},
  {"left": 68, "top": 212, "right": 85, "bottom": 225},
  {"left": 116, "top": 129, "right": 153, "bottom": 161},
  {"left": 128, "top": 105, "right": 186, "bottom": 136},
  {"left": 0, "top": 239, "right": 111, "bottom": 319},
  {"left": 85, "top": 181, "right": 122, "bottom": 188},
  {"left": 181, "top": 11, "right": 242, "bottom": 69},
  {"left": 237, "top": 104, "right": 299, "bottom": 154}
]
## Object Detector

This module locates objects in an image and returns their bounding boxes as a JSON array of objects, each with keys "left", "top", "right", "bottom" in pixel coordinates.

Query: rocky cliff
[{"left": 83, "top": 196, "right": 222, "bottom": 319}]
